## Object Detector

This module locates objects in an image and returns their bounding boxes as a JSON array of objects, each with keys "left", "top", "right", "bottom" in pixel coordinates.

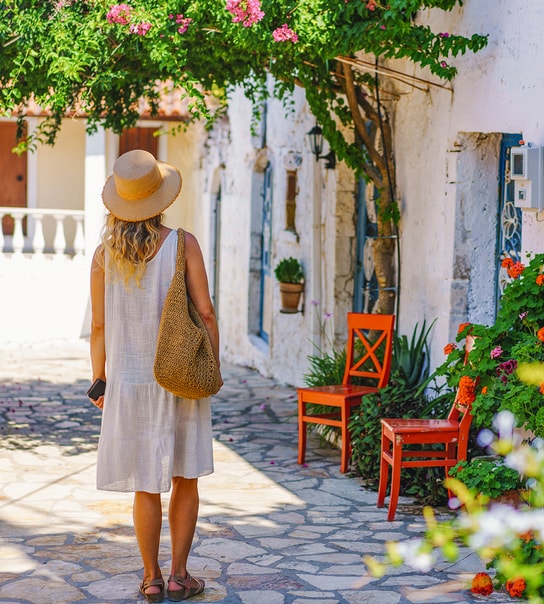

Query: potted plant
[{"left": 274, "top": 257, "right": 304, "bottom": 313}]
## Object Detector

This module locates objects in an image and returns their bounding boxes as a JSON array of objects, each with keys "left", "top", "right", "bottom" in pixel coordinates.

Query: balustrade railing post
[
  {"left": 0, "top": 212, "right": 5, "bottom": 253},
  {"left": 0, "top": 208, "right": 85, "bottom": 257},
  {"left": 53, "top": 214, "right": 67, "bottom": 255},
  {"left": 32, "top": 213, "right": 45, "bottom": 254},
  {"left": 73, "top": 215, "right": 85, "bottom": 256},
  {"left": 11, "top": 211, "right": 25, "bottom": 254}
]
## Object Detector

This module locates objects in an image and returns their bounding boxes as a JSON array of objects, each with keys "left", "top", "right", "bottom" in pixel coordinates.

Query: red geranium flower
[
  {"left": 501, "top": 257, "right": 515, "bottom": 269},
  {"left": 457, "top": 322, "right": 471, "bottom": 335},
  {"left": 444, "top": 343, "right": 457, "bottom": 355},
  {"left": 458, "top": 376, "right": 477, "bottom": 405},
  {"left": 507, "top": 261, "right": 525, "bottom": 279},
  {"left": 537, "top": 274, "right": 544, "bottom": 286},
  {"left": 505, "top": 577, "right": 526, "bottom": 598},
  {"left": 538, "top": 327, "right": 544, "bottom": 343},
  {"left": 471, "top": 572, "right": 494, "bottom": 596}
]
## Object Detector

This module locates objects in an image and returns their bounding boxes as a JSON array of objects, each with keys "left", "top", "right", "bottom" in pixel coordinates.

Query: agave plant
[{"left": 391, "top": 319, "right": 436, "bottom": 392}]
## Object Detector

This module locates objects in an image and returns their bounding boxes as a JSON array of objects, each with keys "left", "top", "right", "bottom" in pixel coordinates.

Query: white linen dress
[{"left": 96, "top": 229, "right": 214, "bottom": 493}]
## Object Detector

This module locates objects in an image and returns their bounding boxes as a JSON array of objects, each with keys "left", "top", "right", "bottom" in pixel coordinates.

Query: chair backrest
[
  {"left": 343, "top": 312, "right": 395, "bottom": 388},
  {"left": 447, "top": 335, "right": 478, "bottom": 460}
]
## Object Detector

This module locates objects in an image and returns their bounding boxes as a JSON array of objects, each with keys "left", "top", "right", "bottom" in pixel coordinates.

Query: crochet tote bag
[{"left": 154, "top": 228, "right": 222, "bottom": 399}]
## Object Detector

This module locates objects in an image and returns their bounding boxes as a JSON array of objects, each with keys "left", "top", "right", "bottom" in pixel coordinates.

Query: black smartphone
[{"left": 87, "top": 378, "right": 106, "bottom": 401}]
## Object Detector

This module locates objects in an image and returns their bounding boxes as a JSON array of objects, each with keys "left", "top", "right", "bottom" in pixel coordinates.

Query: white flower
[
  {"left": 493, "top": 410, "right": 515, "bottom": 440},
  {"left": 395, "top": 539, "right": 434, "bottom": 572}
]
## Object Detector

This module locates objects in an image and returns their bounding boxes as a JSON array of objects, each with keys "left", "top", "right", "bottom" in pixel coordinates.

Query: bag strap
[{"left": 175, "top": 228, "right": 186, "bottom": 273}]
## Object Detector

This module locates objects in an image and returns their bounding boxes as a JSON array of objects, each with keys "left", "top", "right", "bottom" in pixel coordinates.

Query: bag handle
[{"left": 175, "top": 228, "right": 186, "bottom": 273}]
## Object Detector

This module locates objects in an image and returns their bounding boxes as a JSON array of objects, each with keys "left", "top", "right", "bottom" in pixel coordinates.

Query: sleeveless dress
[{"left": 96, "top": 229, "right": 214, "bottom": 493}]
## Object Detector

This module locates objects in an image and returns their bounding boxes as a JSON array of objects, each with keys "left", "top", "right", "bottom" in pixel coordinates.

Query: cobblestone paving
[{"left": 0, "top": 340, "right": 515, "bottom": 603}]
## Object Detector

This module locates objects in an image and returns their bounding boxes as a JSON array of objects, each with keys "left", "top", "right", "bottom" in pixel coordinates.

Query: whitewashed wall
[
  {"left": 210, "top": 0, "right": 544, "bottom": 385},
  {"left": 204, "top": 86, "right": 354, "bottom": 386},
  {"left": 388, "top": 0, "right": 544, "bottom": 370}
]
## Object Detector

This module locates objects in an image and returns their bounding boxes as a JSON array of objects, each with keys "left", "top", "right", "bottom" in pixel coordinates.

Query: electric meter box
[{"left": 510, "top": 145, "right": 544, "bottom": 210}]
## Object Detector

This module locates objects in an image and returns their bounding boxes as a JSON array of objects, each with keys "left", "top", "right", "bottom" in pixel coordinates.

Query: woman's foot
[
  {"left": 139, "top": 577, "right": 165, "bottom": 603},
  {"left": 167, "top": 573, "right": 205, "bottom": 601}
]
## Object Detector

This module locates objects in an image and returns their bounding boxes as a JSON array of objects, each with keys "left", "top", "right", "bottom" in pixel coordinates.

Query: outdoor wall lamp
[{"left": 307, "top": 124, "right": 336, "bottom": 169}]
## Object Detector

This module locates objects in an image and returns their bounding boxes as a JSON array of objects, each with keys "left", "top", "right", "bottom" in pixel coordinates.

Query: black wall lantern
[{"left": 307, "top": 124, "right": 336, "bottom": 169}]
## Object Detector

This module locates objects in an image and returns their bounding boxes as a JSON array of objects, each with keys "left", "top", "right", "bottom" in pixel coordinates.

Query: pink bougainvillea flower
[
  {"left": 272, "top": 24, "right": 298, "bottom": 43},
  {"left": 226, "top": 0, "right": 264, "bottom": 27},
  {"left": 440, "top": 60, "right": 448, "bottom": 67},
  {"left": 490, "top": 346, "right": 503, "bottom": 359},
  {"left": 175, "top": 15, "right": 193, "bottom": 34},
  {"left": 439, "top": 32, "right": 450, "bottom": 37},
  {"left": 107, "top": 3, "right": 133, "bottom": 25},
  {"left": 129, "top": 21, "right": 152, "bottom": 35},
  {"left": 471, "top": 572, "right": 493, "bottom": 596},
  {"left": 519, "top": 311, "right": 528, "bottom": 321}
]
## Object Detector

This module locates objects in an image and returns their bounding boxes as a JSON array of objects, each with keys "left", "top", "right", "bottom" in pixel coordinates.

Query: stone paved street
[{"left": 0, "top": 340, "right": 515, "bottom": 603}]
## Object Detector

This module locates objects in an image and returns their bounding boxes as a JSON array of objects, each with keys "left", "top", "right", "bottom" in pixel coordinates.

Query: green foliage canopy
[{"left": 0, "top": 0, "right": 487, "bottom": 168}]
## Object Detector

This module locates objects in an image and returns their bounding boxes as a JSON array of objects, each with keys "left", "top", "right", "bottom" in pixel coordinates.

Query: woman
[{"left": 89, "top": 149, "right": 220, "bottom": 602}]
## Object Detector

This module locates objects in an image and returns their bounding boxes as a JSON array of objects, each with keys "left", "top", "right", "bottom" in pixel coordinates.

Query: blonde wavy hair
[{"left": 100, "top": 213, "right": 163, "bottom": 287}]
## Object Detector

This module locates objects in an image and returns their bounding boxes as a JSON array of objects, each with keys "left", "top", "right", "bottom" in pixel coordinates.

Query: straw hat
[{"left": 102, "top": 150, "right": 182, "bottom": 222}]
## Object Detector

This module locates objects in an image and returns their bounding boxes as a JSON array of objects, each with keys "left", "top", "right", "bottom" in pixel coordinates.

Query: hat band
[{"left": 116, "top": 170, "right": 162, "bottom": 201}]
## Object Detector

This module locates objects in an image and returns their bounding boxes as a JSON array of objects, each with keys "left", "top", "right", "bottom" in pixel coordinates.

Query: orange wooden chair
[
  {"left": 377, "top": 374, "right": 478, "bottom": 521},
  {"left": 297, "top": 312, "right": 395, "bottom": 473}
]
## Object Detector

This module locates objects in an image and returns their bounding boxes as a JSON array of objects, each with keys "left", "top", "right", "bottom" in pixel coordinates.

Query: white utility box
[{"left": 510, "top": 144, "right": 544, "bottom": 210}]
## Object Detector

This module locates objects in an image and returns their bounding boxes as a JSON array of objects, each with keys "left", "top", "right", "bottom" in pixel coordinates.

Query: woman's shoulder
[
  {"left": 91, "top": 244, "right": 105, "bottom": 268},
  {"left": 182, "top": 229, "right": 200, "bottom": 253}
]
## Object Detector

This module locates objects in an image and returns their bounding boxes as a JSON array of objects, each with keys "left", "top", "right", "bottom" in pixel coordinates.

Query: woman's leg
[
  {"left": 168, "top": 477, "right": 199, "bottom": 585},
  {"left": 133, "top": 491, "right": 163, "bottom": 595}
]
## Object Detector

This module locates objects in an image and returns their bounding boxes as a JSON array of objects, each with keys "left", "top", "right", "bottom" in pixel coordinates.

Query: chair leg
[
  {"left": 298, "top": 395, "right": 307, "bottom": 465},
  {"left": 340, "top": 406, "right": 350, "bottom": 473},
  {"left": 377, "top": 432, "right": 389, "bottom": 508},
  {"left": 387, "top": 441, "right": 403, "bottom": 521}
]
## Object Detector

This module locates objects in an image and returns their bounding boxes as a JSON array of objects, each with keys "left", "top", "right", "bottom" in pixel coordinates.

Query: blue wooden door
[
  {"left": 259, "top": 163, "right": 273, "bottom": 342},
  {"left": 495, "top": 133, "right": 523, "bottom": 310}
]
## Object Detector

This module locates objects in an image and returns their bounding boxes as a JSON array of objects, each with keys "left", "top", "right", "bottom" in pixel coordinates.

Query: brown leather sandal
[
  {"left": 167, "top": 573, "right": 205, "bottom": 601},
  {"left": 139, "top": 577, "right": 165, "bottom": 603}
]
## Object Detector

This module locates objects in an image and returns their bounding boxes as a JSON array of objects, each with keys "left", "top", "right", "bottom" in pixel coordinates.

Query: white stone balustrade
[{"left": 0, "top": 207, "right": 85, "bottom": 256}]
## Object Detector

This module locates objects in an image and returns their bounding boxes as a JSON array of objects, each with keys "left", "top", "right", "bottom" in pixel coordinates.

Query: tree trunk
[{"left": 341, "top": 61, "right": 397, "bottom": 316}]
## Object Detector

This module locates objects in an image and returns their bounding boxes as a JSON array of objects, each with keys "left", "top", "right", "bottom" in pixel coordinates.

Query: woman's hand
[{"left": 91, "top": 394, "right": 105, "bottom": 410}]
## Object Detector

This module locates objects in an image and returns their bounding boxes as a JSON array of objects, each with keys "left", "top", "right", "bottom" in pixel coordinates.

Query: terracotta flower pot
[{"left": 279, "top": 282, "right": 304, "bottom": 313}]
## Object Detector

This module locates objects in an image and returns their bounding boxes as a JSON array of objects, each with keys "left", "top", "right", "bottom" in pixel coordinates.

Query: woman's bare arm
[
  {"left": 184, "top": 232, "right": 220, "bottom": 369},
  {"left": 90, "top": 246, "right": 106, "bottom": 406}
]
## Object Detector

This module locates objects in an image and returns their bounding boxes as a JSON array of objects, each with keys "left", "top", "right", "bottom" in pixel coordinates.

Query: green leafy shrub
[
  {"left": 437, "top": 254, "right": 544, "bottom": 437},
  {"left": 450, "top": 457, "right": 524, "bottom": 499}
]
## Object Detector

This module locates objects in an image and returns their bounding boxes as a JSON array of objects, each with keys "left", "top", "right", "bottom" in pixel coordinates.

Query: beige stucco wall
[
  {"left": 37, "top": 119, "right": 86, "bottom": 211},
  {"left": 35, "top": 118, "right": 86, "bottom": 250}
]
